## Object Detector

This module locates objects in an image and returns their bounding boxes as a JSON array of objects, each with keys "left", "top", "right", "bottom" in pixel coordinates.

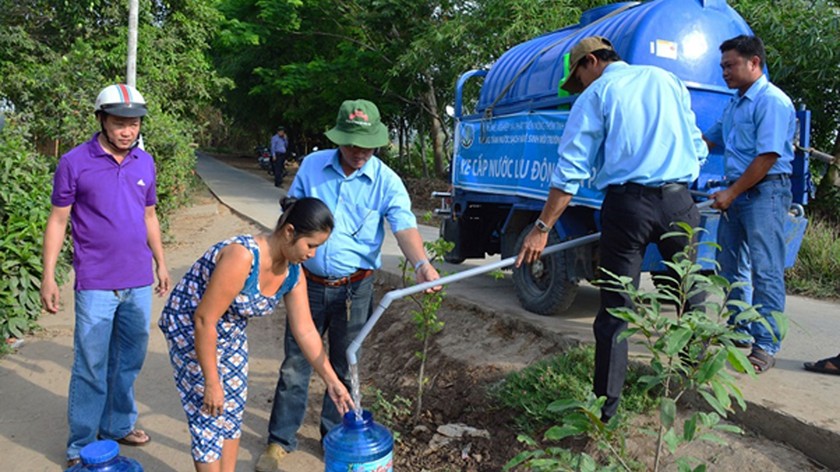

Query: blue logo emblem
[{"left": 460, "top": 123, "right": 474, "bottom": 149}]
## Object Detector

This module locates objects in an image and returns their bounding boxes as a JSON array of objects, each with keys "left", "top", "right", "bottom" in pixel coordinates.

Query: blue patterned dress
[{"left": 159, "top": 235, "right": 300, "bottom": 462}]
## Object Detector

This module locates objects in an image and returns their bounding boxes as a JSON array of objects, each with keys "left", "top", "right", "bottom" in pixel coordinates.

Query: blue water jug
[
  {"left": 323, "top": 410, "right": 394, "bottom": 472},
  {"left": 65, "top": 439, "right": 144, "bottom": 471}
]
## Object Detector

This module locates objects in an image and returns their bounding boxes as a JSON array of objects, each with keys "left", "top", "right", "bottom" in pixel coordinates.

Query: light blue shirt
[
  {"left": 550, "top": 62, "right": 707, "bottom": 193},
  {"left": 704, "top": 75, "right": 795, "bottom": 179},
  {"left": 288, "top": 149, "right": 417, "bottom": 277},
  {"left": 271, "top": 134, "right": 287, "bottom": 156}
]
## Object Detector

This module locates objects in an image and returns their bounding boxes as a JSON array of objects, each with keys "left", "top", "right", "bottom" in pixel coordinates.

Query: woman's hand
[
  {"left": 326, "top": 381, "right": 355, "bottom": 416},
  {"left": 202, "top": 382, "right": 226, "bottom": 416}
]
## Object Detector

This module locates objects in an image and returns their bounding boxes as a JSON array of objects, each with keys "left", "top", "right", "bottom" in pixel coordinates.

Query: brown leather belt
[{"left": 304, "top": 268, "right": 374, "bottom": 287}]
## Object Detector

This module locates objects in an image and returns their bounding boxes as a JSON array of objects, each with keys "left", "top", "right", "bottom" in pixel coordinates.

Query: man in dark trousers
[
  {"left": 270, "top": 125, "right": 288, "bottom": 187},
  {"left": 516, "top": 36, "right": 708, "bottom": 421}
]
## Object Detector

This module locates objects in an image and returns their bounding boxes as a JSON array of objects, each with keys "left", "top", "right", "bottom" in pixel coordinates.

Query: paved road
[{"left": 196, "top": 152, "right": 840, "bottom": 469}]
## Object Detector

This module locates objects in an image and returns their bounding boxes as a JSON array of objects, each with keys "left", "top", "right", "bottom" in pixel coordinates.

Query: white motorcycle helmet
[{"left": 94, "top": 84, "right": 147, "bottom": 118}]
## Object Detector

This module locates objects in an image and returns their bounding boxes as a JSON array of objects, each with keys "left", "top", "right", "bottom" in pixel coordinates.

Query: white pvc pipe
[
  {"left": 346, "top": 232, "right": 601, "bottom": 365},
  {"left": 346, "top": 198, "right": 716, "bottom": 366}
]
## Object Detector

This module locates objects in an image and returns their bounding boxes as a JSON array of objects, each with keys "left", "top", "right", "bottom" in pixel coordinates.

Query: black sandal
[
  {"left": 747, "top": 348, "right": 775, "bottom": 374},
  {"left": 732, "top": 339, "right": 752, "bottom": 349},
  {"left": 803, "top": 354, "right": 840, "bottom": 376}
]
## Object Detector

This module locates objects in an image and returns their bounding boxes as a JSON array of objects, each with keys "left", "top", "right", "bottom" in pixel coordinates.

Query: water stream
[{"left": 349, "top": 362, "right": 363, "bottom": 420}]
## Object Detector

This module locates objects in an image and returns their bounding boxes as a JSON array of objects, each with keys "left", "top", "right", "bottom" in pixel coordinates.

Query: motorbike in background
[{"left": 256, "top": 146, "right": 273, "bottom": 175}]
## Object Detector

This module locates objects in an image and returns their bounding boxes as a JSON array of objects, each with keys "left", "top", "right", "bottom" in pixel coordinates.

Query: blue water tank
[
  {"left": 477, "top": 0, "right": 752, "bottom": 132},
  {"left": 65, "top": 440, "right": 143, "bottom": 471}
]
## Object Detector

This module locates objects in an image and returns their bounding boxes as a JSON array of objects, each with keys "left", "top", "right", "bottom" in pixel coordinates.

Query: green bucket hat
[{"left": 325, "top": 99, "right": 389, "bottom": 148}]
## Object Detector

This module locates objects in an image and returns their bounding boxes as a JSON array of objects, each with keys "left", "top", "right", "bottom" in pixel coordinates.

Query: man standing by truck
[
  {"left": 515, "top": 36, "right": 708, "bottom": 422},
  {"left": 271, "top": 126, "right": 288, "bottom": 187},
  {"left": 704, "top": 35, "right": 795, "bottom": 374}
]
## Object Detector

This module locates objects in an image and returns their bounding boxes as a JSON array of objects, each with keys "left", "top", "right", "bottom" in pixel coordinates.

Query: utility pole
[
  {"left": 127, "top": 0, "right": 139, "bottom": 87},
  {"left": 127, "top": 0, "right": 144, "bottom": 149}
]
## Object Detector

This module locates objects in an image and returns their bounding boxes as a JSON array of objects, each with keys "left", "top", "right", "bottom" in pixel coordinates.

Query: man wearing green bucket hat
[{"left": 257, "top": 99, "right": 441, "bottom": 471}]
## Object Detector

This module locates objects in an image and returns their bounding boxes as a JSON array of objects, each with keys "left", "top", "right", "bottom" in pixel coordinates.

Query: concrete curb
[{"left": 732, "top": 403, "right": 836, "bottom": 469}]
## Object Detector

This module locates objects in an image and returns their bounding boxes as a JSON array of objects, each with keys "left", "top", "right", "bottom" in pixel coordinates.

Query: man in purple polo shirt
[{"left": 40, "top": 84, "right": 171, "bottom": 468}]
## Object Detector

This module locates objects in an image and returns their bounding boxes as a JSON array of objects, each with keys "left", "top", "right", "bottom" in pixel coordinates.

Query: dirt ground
[
  {"left": 359, "top": 299, "right": 827, "bottom": 472},
  {"left": 0, "top": 154, "right": 827, "bottom": 471}
]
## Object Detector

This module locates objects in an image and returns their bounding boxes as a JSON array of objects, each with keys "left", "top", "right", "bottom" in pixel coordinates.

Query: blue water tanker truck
[{"left": 435, "top": 0, "right": 814, "bottom": 315}]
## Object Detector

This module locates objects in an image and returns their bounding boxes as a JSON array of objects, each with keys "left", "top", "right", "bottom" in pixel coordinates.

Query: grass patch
[
  {"left": 787, "top": 214, "right": 840, "bottom": 299},
  {"left": 491, "top": 344, "right": 656, "bottom": 433}
]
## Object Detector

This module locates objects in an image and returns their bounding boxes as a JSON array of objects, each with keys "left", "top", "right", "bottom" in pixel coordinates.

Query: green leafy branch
[
  {"left": 602, "top": 223, "right": 786, "bottom": 470},
  {"left": 399, "top": 234, "right": 453, "bottom": 422}
]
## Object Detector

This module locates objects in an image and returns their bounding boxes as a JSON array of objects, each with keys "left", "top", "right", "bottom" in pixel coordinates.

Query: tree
[
  {"left": 391, "top": 0, "right": 608, "bottom": 175},
  {"left": 0, "top": 0, "right": 229, "bottom": 342},
  {"left": 212, "top": 0, "right": 608, "bottom": 175},
  {"left": 0, "top": 0, "right": 230, "bottom": 154}
]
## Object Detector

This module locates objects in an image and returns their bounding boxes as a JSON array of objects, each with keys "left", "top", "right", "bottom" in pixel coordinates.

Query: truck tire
[
  {"left": 512, "top": 224, "right": 579, "bottom": 315},
  {"left": 440, "top": 218, "right": 466, "bottom": 264},
  {"left": 444, "top": 253, "right": 466, "bottom": 264}
]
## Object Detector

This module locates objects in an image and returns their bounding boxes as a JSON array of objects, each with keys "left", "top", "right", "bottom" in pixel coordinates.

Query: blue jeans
[
  {"left": 718, "top": 177, "right": 792, "bottom": 355},
  {"left": 266, "top": 275, "right": 374, "bottom": 451},
  {"left": 67, "top": 286, "right": 152, "bottom": 460}
]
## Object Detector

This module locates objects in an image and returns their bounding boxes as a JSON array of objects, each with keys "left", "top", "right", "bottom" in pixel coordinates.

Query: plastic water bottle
[
  {"left": 65, "top": 439, "right": 143, "bottom": 471},
  {"left": 323, "top": 410, "right": 394, "bottom": 472}
]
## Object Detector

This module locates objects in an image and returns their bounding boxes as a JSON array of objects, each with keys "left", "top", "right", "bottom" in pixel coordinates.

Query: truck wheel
[
  {"left": 444, "top": 254, "right": 465, "bottom": 264},
  {"left": 512, "top": 224, "right": 578, "bottom": 315},
  {"left": 440, "top": 218, "right": 465, "bottom": 264}
]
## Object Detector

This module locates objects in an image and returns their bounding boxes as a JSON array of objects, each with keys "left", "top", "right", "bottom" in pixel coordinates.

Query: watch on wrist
[{"left": 535, "top": 218, "right": 551, "bottom": 233}]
